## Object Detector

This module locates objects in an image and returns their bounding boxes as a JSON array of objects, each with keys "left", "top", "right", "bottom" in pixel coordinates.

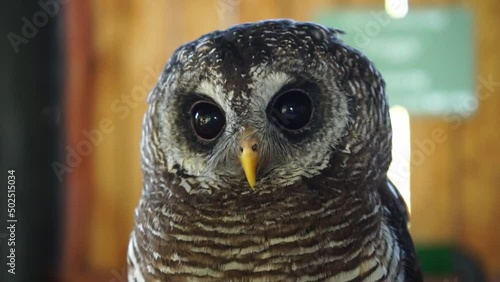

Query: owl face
[{"left": 145, "top": 20, "right": 391, "bottom": 193}]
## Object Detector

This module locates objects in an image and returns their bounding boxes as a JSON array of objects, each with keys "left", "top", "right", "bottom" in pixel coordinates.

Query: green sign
[{"left": 316, "top": 8, "right": 474, "bottom": 116}]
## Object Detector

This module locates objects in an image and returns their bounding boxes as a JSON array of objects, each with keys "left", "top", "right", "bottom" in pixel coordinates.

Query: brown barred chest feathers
[{"left": 128, "top": 188, "right": 404, "bottom": 281}]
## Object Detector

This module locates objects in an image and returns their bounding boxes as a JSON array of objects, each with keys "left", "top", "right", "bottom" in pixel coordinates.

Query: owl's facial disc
[
  {"left": 238, "top": 127, "right": 259, "bottom": 190},
  {"left": 147, "top": 21, "right": 391, "bottom": 194}
]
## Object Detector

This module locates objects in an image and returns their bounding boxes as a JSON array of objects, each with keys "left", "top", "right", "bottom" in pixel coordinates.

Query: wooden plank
[
  {"left": 59, "top": 0, "right": 94, "bottom": 280},
  {"left": 239, "top": 0, "right": 284, "bottom": 22},
  {"left": 87, "top": 0, "right": 127, "bottom": 270},
  {"left": 86, "top": 0, "right": 171, "bottom": 274},
  {"left": 459, "top": 0, "right": 500, "bottom": 276},
  {"left": 408, "top": 119, "right": 456, "bottom": 243},
  {"left": 182, "top": 0, "right": 223, "bottom": 41}
]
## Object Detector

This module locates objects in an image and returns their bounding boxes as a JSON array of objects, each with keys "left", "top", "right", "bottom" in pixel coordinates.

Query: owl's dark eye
[
  {"left": 268, "top": 89, "right": 313, "bottom": 131},
  {"left": 190, "top": 101, "right": 225, "bottom": 140}
]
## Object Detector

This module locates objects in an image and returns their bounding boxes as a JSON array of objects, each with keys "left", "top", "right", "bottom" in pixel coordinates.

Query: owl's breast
[{"left": 129, "top": 189, "right": 404, "bottom": 281}]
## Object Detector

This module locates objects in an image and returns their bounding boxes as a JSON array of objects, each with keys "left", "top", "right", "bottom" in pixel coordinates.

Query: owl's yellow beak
[{"left": 239, "top": 130, "right": 259, "bottom": 190}]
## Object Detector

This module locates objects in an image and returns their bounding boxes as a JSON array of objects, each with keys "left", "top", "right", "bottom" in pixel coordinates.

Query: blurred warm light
[
  {"left": 388, "top": 105, "right": 411, "bottom": 212},
  {"left": 385, "top": 0, "right": 409, "bottom": 19}
]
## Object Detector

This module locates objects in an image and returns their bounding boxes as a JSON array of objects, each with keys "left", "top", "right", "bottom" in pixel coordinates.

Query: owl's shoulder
[
  {"left": 378, "top": 179, "right": 423, "bottom": 282},
  {"left": 379, "top": 180, "right": 409, "bottom": 224}
]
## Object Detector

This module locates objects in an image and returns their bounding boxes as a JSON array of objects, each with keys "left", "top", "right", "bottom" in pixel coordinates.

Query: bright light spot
[
  {"left": 388, "top": 105, "right": 411, "bottom": 212},
  {"left": 385, "top": 0, "right": 408, "bottom": 19}
]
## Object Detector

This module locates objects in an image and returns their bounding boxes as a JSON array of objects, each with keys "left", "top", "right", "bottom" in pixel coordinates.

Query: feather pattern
[{"left": 128, "top": 19, "right": 422, "bottom": 281}]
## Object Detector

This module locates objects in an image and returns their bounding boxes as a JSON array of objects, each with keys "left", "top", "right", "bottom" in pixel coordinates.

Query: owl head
[{"left": 141, "top": 19, "right": 392, "bottom": 195}]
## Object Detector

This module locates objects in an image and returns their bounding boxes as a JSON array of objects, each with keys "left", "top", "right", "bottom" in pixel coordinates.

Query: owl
[{"left": 128, "top": 19, "right": 422, "bottom": 281}]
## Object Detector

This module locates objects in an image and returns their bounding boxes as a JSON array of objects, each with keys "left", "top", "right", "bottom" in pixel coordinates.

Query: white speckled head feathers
[{"left": 142, "top": 19, "right": 391, "bottom": 194}]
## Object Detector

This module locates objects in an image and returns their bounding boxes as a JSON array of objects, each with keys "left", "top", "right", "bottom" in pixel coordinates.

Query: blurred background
[{"left": 0, "top": 0, "right": 499, "bottom": 281}]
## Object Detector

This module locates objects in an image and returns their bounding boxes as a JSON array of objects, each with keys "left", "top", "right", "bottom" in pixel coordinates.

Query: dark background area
[{"left": 0, "top": 1, "right": 62, "bottom": 281}]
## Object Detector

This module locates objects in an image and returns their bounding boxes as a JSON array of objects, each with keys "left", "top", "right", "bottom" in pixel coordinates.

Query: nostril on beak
[{"left": 239, "top": 143, "right": 258, "bottom": 153}]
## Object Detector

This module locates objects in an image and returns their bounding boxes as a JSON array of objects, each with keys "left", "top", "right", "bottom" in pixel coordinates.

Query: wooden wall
[{"left": 62, "top": 0, "right": 500, "bottom": 280}]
